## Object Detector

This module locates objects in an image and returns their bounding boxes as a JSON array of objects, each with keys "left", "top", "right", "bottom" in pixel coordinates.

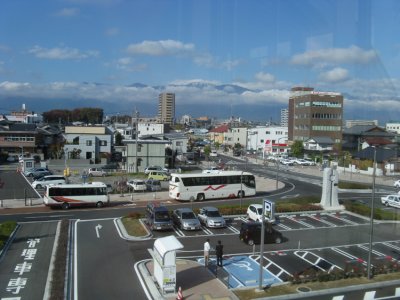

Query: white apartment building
[
  {"left": 247, "top": 126, "right": 289, "bottom": 156},
  {"left": 138, "top": 123, "right": 165, "bottom": 137},
  {"left": 386, "top": 122, "right": 400, "bottom": 134},
  {"left": 223, "top": 127, "right": 247, "bottom": 147}
]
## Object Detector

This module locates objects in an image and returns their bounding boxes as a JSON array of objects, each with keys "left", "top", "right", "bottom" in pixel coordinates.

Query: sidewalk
[{"left": 137, "top": 259, "right": 239, "bottom": 300}]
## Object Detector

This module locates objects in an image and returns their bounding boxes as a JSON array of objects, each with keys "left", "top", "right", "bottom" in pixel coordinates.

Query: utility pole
[{"left": 135, "top": 110, "right": 139, "bottom": 173}]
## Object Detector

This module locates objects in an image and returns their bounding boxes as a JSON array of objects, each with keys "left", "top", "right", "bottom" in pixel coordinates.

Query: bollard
[{"left": 29, "top": 198, "right": 32, "bottom": 206}]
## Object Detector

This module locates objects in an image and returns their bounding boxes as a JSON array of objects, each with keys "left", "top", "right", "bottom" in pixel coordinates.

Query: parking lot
[{"left": 139, "top": 210, "right": 400, "bottom": 288}]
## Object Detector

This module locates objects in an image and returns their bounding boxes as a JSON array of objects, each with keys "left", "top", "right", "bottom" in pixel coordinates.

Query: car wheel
[
  {"left": 36, "top": 184, "right": 42, "bottom": 189},
  {"left": 248, "top": 239, "right": 255, "bottom": 246},
  {"left": 385, "top": 202, "right": 389, "bottom": 207},
  {"left": 62, "top": 202, "right": 69, "bottom": 210},
  {"left": 275, "top": 237, "right": 282, "bottom": 244},
  {"left": 96, "top": 201, "right": 104, "bottom": 208},
  {"left": 28, "top": 173, "right": 33, "bottom": 177},
  {"left": 197, "top": 193, "right": 205, "bottom": 201}
]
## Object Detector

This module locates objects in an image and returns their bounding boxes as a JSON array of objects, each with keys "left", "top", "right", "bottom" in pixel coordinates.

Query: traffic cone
[{"left": 176, "top": 286, "right": 183, "bottom": 300}]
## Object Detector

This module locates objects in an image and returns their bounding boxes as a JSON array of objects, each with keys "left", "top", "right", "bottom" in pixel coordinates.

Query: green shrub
[{"left": 338, "top": 181, "right": 371, "bottom": 189}]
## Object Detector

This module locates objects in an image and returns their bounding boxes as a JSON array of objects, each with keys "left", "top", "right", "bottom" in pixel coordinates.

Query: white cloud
[
  {"left": 319, "top": 67, "right": 349, "bottom": 83},
  {"left": 54, "top": 8, "right": 80, "bottom": 17},
  {"left": 28, "top": 45, "right": 99, "bottom": 60},
  {"left": 221, "top": 59, "right": 241, "bottom": 71},
  {"left": 114, "top": 57, "right": 147, "bottom": 72},
  {"left": 126, "top": 40, "right": 195, "bottom": 56},
  {"left": 0, "top": 81, "right": 31, "bottom": 91},
  {"left": 291, "top": 45, "right": 377, "bottom": 66},
  {"left": 255, "top": 72, "right": 276, "bottom": 83}
]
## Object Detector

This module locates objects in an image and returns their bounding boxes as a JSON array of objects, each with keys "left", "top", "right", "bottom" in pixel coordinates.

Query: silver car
[
  {"left": 171, "top": 208, "right": 201, "bottom": 231},
  {"left": 197, "top": 206, "right": 226, "bottom": 228}
]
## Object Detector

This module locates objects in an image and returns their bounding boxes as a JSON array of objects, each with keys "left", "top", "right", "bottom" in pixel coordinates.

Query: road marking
[
  {"left": 287, "top": 216, "right": 314, "bottom": 228},
  {"left": 95, "top": 224, "right": 102, "bottom": 238},
  {"left": 307, "top": 214, "right": 337, "bottom": 227},
  {"left": 329, "top": 213, "right": 358, "bottom": 225}
]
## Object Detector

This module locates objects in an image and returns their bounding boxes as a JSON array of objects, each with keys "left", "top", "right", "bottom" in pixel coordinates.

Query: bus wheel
[
  {"left": 96, "top": 201, "right": 104, "bottom": 208},
  {"left": 62, "top": 203, "right": 69, "bottom": 210},
  {"left": 238, "top": 191, "right": 245, "bottom": 198},
  {"left": 197, "top": 193, "right": 205, "bottom": 201}
]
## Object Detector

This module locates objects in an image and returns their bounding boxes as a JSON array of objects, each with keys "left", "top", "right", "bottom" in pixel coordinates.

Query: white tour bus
[
  {"left": 169, "top": 171, "right": 256, "bottom": 201},
  {"left": 43, "top": 182, "right": 109, "bottom": 209}
]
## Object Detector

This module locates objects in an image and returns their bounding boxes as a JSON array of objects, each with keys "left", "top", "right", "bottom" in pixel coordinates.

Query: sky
[{"left": 1, "top": 0, "right": 400, "bottom": 124}]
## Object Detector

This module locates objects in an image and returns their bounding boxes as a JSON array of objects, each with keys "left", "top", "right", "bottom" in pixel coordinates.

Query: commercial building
[
  {"left": 288, "top": 87, "right": 343, "bottom": 144},
  {"left": 158, "top": 93, "right": 175, "bottom": 125}
]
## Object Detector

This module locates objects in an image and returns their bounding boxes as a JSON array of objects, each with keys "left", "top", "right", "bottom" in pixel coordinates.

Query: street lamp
[
  {"left": 134, "top": 110, "right": 139, "bottom": 173},
  {"left": 367, "top": 146, "right": 377, "bottom": 279},
  {"left": 274, "top": 137, "right": 288, "bottom": 190}
]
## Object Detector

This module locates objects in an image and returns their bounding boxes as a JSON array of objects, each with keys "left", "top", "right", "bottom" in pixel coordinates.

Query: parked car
[
  {"left": 246, "top": 204, "right": 264, "bottom": 222},
  {"left": 186, "top": 158, "right": 196, "bottom": 165},
  {"left": 24, "top": 167, "right": 51, "bottom": 178},
  {"left": 239, "top": 221, "right": 283, "bottom": 245},
  {"left": 197, "top": 206, "right": 226, "bottom": 228},
  {"left": 88, "top": 168, "right": 106, "bottom": 177},
  {"left": 33, "top": 171, "right": 52, "bottom": 180},
  {"left": 171, "top": 208, "right": 201, "bottom": 231},
  {"left": 148, "top": 171, "right": 170, "bottom": 181},
  {"left": 6, "top": 156, "right": 18, "bottom": 162},
  {"left": 202, "top": 167, "right": 222, "bottom": 174},
  {"left": 144, "top": 166, "right": 168, "bottom": 174},
  {"left": 145, "top": 179, "right": 162, "bottom": 191},
  {"left": 145, "top": 203, "right": 173, "bottom": 231},
  {"left": 293, "top": 158, "right": 311, "bottom": 166},
  {"left": 127, "top": 179, "right": 147, "bottom": 192},
  {"left": 31, "top": 175, "right": 66, "bottom": 189},
  {"left": 381, "top": 194, "right": 400, "bottom": 208},
  {"left": 394, "top": 180, "right": 400, "bottom": 188},
  {"left": 280, "top": 159, "right": 294, "bottom": 166},
  {"left": 210, "top": 150, "right": 218, "bottom": 157}
]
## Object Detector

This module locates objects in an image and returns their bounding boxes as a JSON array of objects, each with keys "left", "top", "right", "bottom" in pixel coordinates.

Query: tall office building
[
  {"left": 158, "top": 93, "right": 175, "bottom": 125},
  {"left": 288, "top": 87, "right": 343, "bottom": 143},
  {"left": 280, "top": 108, "right": 288, "bottom": 127}
]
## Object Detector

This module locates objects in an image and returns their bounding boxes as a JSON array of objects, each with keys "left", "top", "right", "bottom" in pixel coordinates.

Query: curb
[{"left": 114, "top": 217, "right": 152, "bottom": 241}]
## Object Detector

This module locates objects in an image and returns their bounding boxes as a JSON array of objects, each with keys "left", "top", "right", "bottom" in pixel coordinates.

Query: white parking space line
[
  {"left": 331, "top": 247, "right": 362, "bottom": 263},
  {"left": 307, "top": 214, "right": 337, "bottom": 227},
  {"left": 173, "top": 226, "right": 185, "bottom": 237},
  {"left": 329, "top": 213, "right": 358, "bottom": 225},
  {"left": 294, "top": 250, "right": 342, "bottom": 272},
  {"left": 358, "top": 244, "right": 387, "bottom": 257},
  {"left": 201, "top": 227, "right": 213, "bottom": 235},
  {"left": 287, "top": 216, "right": 315, "bottom": 228},
  {"left": 227, "top": 225, "right": 240, "bottom": 234},
  {"left": 382, "top": 242, "right": 400, "bottom": 252},
  {"left": 250, "top": 255, "right": 290, "bottom": 280},
  {"left": 276, "top": 222, "right": 292, "bottom": 230}
]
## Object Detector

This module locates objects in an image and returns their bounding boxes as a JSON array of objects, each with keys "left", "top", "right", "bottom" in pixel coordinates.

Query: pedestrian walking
[
  {"left": 204, "top": 238, "right": 210, "bottom": 267},
  {"left": 215, "top": 240, "right": 223, "bottom": 267}
]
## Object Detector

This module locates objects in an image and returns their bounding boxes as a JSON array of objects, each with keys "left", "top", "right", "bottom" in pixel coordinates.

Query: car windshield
[
  {"left": 257, "top": 208, "right": 263, "bottom": 215},
  {"left": 136, "top": 182, "right": 144, "bottom": 186},
  {"left": 155, "top": 211, "right": 170, "bottom": 221},
  {"left": 206, "top": 210, "right": 221, "bottom": 217},
  {"left": 181, "top": 212, "right": 196, "bottom": 219}
]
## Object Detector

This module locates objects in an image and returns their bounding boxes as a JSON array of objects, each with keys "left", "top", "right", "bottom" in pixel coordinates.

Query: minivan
[
  {"left": 31, "top": 175, "right": 66, "bottom": 189},
  {"left": 145, "top": 203, "right": 173, "bottom": 231},
  {"left": 239, "top": 221, "right": 283, "bottom": 246},
  {"left": 148, "top": 171, "right": 170, "bottom": 181}
]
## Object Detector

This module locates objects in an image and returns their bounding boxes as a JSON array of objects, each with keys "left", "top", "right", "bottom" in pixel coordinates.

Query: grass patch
[
  {"left": 338, "top": 181, "right": 371, "bottom": 189},
  {"left": 234, "top": 272, "right": 400, "bottom": 300},
  {"left": 345, "top": 201, "right": 400, "bottom": 221},
  {"left": 121, "top": 216, "right": 148, "bottom": 237},
  {"left": 0, "top": 221, "right": 17, "bottom": 250}
]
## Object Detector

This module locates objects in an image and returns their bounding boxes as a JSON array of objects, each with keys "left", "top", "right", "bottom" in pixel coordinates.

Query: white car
[
  {"left": 144, "top": 166, "right": 168, "bottom": 174},
  {"left": 210, "top": 150, "right": 218, "bottom": 157},
  {"left": 127, "top": 179, "right": 147, "bottom": 192},
  {"left": 246, "top": 204, "right": 263, "bottom": 222},
  {"left": 394, "top": 180, "right": 400, "bottom": 188},
  {"left": 202, "top": 167, "right": 222, "bottom": 174},
  {"left": 381, "top": 194, "right": 400, "bottom": 208},
  {"left": 88, "top": 168, "right": 106, "bottom": 177},
  {"left": 294, "top": 159, "right": 311, "bottom": 166}
]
